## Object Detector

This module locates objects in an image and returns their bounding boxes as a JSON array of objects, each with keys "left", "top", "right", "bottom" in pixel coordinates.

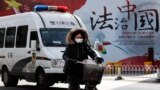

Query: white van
[{"left": 0, "top": 5, "right": 86, "bottom": 87}]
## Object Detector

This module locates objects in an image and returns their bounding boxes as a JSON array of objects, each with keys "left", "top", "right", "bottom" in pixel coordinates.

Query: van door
[
  {"left": 5, "top": 27, "right": 17, "bottom": 73},
  {"left": 0, "top": 28, "right": 5, "bottom": 68},
  {"left": 26, "top": 31, "right": 40, "bottom": 73},
  {"left": 8, "top": 26, "right": 28, "bottom": 76}
]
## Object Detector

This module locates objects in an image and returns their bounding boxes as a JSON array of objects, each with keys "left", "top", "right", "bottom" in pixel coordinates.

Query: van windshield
[{"left": 40, "top": 28, "right": 70, "bottom": 47}]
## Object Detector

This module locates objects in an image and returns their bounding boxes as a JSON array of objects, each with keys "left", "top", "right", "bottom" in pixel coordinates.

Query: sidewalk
[
  {"left": 103, "top": 74, "right": 156, "bottom": 81},
  {"left": 0, "top": 75, "right": 160, "bottom": 90},
  {"left": 97, "top": 75, "right": 160, "bottom": 90}
]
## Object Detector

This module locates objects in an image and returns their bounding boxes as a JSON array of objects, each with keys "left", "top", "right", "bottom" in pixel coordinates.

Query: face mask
[{"left": 75, "top": 39, "right": 83, "bottom": 43}]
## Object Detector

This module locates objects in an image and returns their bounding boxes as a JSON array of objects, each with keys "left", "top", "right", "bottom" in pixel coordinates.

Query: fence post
[
  {"left": 156, "top": 68, "right": 160, "bottom": 82},
  {"left": 115, "top": 66, "right": 123, "bottom": 80}
]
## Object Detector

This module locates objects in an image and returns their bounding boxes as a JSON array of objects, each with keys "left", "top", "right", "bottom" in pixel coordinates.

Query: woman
[{"left": 63, "top": 28, "right": 103, "bottom": 90}]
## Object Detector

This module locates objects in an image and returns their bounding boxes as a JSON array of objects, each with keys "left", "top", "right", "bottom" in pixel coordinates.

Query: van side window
[
  {"left": 16, "top": 25, "right": 28, "bottom": 48},
  {"left": 30, "top": 31, "right": 39, "bottom": 48},
  {"left": 0, "top": 28, "right": 5, "bottom": 48},
  {"left": 5, "top": 27, "right": 16, "bottom": 48}
]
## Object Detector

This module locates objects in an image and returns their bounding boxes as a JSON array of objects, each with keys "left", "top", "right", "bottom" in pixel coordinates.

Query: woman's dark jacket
[{"left": 63, "top": 43, "right": 97, "bottom": 74}]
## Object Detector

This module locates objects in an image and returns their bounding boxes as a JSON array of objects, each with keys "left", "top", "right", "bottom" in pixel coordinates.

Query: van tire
[
  {"left": 2, "top": 67, "right": 18, "bottom": 87},
  {"left": 36, "top": 69, "right": 49, "bottom": 88}
]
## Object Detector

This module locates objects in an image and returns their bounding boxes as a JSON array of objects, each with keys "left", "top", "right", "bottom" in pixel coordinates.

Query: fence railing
[{"left": 104, "top": 65, "right": 160, "bottom": 80}]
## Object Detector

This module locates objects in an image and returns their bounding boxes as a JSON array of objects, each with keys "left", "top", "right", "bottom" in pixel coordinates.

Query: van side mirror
[{"left": 31, "top": 40, "right": 37, "bottom": 51}]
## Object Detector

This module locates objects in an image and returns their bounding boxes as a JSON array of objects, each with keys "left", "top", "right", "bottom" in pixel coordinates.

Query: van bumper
[
  {"left": 44, "top": 67, "right": 64, "bottom": 73},
  {"left": 46, "top": 73, "right": 67, "bottom": 82},
  {"left": 44, "top": 67, "right": 67, "bottom": 82}
]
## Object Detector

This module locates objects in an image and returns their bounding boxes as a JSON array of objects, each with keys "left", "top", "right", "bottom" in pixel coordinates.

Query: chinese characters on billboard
[{"left": 1, "top": 0, "right": 160, "bottom": 65}]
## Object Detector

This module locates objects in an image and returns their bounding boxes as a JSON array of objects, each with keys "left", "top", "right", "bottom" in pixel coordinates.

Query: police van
[{"left": 0, "top": 5, "right": 86, "bottom": 87}]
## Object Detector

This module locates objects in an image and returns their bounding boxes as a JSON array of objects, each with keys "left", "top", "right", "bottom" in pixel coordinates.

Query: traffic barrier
[
  {"left": 156, "top": 68, "right": 160, "bottom": 82},
  {"left": 115, "top": 66, "right": 123, "bottom": 80},
  {"left": 104, "top": 64, "right": 160, "bottom": 79}
]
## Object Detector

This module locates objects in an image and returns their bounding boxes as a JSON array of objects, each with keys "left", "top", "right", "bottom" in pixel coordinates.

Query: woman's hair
[
  {"left": 71, "top": 30, "right": 86, "bottom": 40},
  {"left": 66, "top": 28, "right": 89, "bottom": 44}
]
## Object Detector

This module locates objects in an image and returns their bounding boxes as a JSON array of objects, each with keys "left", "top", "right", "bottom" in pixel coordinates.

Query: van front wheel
[{"left": 2, "top": 68, "right": 18, "bottom": 87}]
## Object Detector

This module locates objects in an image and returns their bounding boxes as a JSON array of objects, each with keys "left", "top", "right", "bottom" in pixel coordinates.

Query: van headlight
[{"left": 51, "top": 60, "right": 65, "bottom": 68}]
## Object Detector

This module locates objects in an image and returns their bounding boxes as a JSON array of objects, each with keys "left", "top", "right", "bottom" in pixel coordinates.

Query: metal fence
[{"left": 103, "top": 64, "right": 160, "bottom": 80}]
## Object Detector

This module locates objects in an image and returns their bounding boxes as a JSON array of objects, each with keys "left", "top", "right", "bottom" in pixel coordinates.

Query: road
[{"left": 0, "top": 75, "right": 160, "bottom": 90}]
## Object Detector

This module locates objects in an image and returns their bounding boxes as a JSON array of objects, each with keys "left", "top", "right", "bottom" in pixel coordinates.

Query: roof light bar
[{"left": 34, "top": 5, "right": 68, "bottom": 12}]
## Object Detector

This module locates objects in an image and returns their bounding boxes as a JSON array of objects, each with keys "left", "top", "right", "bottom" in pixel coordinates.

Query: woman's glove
[{"left": 94, "top": 57, "right": 104, "bottom": 64}]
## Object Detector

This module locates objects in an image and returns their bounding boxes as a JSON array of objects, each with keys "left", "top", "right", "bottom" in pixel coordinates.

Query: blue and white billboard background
[{"left": 74, "top": 0, "right": 160, "bottom": 63}]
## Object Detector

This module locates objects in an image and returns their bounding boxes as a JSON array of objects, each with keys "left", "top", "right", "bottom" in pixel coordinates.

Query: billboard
[{"left": 1, "top": 0, "right": 160, "bottom": 65}]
